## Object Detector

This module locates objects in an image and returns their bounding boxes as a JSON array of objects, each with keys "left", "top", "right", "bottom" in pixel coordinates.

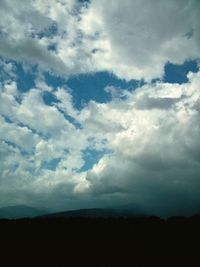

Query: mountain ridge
[{"left": 38, "top": 207, "right": 148, "bottom": 219}]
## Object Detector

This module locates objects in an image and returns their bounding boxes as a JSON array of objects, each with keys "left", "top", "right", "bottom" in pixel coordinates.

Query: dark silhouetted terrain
[
  {"left": 0, "top": 215, "right": 200, "bottom": 266},
  {"left": 39, "top": 207, "right": 147, "bottom": 219}
]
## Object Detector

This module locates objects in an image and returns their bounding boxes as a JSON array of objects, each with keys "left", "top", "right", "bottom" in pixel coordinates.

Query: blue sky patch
[
  {"left": 164, "top": 60, "right": 199, "bottom": 84},
  {"left": 79, "top": 148, "right": 108, "bottom": 172}
]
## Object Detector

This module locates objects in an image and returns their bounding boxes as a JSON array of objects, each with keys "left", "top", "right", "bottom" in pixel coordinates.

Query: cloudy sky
[{"left": 0, "top": 0, "right": 200, "bottom": 216}]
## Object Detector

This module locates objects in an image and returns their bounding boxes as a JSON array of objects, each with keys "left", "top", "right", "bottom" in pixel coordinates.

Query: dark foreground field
[{"left": 0, "top": 216, "right": 200, "bottom": 266}]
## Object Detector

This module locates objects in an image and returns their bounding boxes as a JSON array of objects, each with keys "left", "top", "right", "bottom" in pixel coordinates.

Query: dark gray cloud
[{"left": 83, "top": 72, "right": 200, "bottom": 216}]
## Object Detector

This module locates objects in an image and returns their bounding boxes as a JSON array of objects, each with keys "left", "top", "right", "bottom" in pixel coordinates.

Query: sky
[{"left": 0, "top": 0, "right": 200, "bottom": 217}]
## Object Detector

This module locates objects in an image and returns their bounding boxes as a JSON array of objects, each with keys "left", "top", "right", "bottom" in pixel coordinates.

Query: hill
[{"left": 38, "top": 207, "right": 147, "bottom": 219}]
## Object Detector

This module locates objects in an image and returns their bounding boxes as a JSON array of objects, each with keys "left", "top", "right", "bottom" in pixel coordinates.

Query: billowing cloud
[
  {"left": 0, "top": 0, "right": 200, "bottom": 216},
  {"left": 83, "top": 71, "right": 200, "bottom": 216},
  {"left": 0, "top": 65, "right": 200, "bottom": 215},
  {"left": 0, "top": 0, "right": 199, "bottom": 80},
  {"left": 80, "top": 0, "right": 200, "bottom": 80},
  {"left": 0, "top": 0, "right": 85, "bottom": 74}
]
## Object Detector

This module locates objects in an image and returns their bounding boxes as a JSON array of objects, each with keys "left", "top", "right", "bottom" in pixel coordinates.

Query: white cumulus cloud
[{"left": 0, "top": 0, "right": 199, "bottom": 80}]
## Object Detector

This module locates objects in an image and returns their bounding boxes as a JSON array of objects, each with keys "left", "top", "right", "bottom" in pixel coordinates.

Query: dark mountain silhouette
[
  {"left": 0, "top": 205, "right": 46, "bottom": 219},
  {"left": 38, "top": 207, "right": 147, "bottom": 219}
]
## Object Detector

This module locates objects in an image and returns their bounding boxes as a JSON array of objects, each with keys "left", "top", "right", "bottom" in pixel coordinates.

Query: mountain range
[{"left": 0, "top": 205, "right": 146, "bottom": 219}]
